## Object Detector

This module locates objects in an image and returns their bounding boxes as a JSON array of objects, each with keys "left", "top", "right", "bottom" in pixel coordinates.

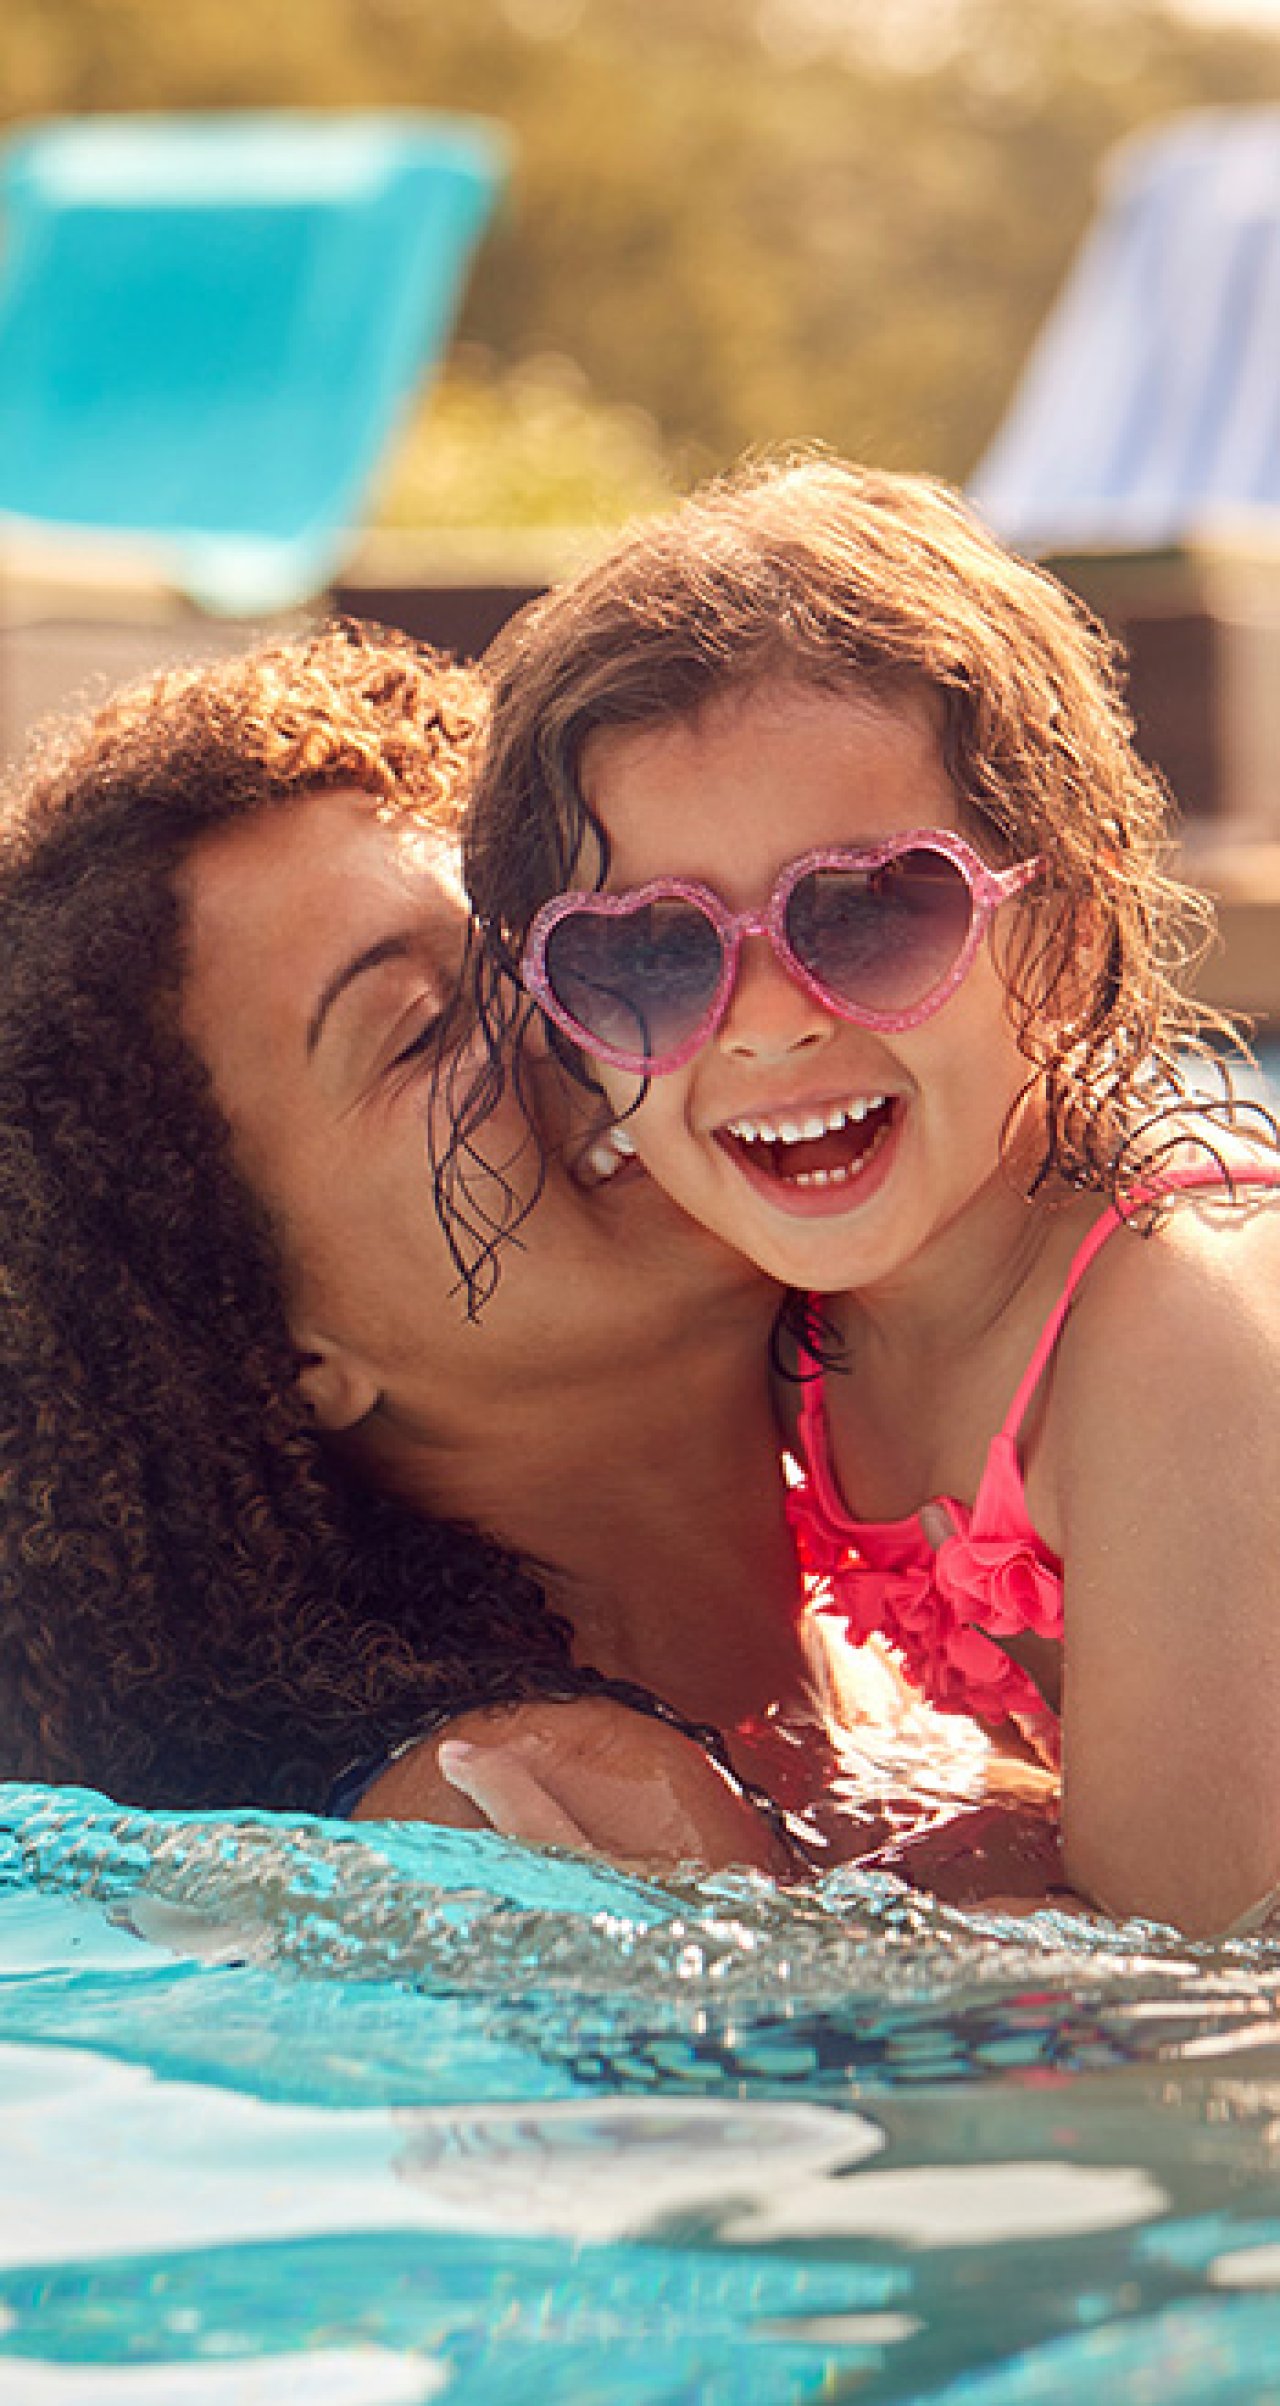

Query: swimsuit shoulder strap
[
  {"left": 798, "top": 1158, "right": 1280, "bottom": 1491},
  {"left": 998, "top": 1157, "right": 1280, "bottom": 1445},
  {"left": 997, "top": 1206, "right": 1120, "bottom": 1445}
]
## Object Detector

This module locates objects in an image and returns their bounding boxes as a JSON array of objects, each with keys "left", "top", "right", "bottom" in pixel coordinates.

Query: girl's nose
[{"left": 717, "top": 931, "right": 836, "bottom": 1064}]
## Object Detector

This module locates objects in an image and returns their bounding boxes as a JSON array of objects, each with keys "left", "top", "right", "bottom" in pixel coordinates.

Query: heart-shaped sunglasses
[{"left": 522, "top": 829, "right": 1041, "bottom": 1076}]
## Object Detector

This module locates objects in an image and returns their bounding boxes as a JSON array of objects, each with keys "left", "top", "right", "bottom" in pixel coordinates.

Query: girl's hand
[
  {"left": 858, "top": 1796, "right": 1076, "bottom": 1916},
  {"left": 354, "top": 1695, "right": 793, "bottom": 1876}
]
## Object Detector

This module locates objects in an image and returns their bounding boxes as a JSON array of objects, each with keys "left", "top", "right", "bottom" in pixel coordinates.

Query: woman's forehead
[
  {"left": 177, "top": 785, "right": 465, "bottom": 1026},
  {"left": 182, "top": 783, "right": 458, "bottom": 911}
]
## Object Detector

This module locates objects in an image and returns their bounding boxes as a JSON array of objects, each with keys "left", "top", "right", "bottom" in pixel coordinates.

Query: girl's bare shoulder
[{"left": 1053, "top": 1171, "right": 1280, "bottom": 1437}]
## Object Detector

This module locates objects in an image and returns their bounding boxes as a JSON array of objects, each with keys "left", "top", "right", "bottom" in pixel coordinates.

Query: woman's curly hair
[
  {"left": 0, "top": 620, "right": 585, "bottom": 1812},
  {"left": 454, "top": 449, "right": 1262, "bottom": 1296}
]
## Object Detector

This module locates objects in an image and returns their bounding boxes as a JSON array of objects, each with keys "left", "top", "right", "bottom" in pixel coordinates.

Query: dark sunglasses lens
[
  {"left": 786, "top": 849, "right": 973, "bottom": 1014},
  {"left": 542, "top": 900, "right": 724, "bottom": 1062}
]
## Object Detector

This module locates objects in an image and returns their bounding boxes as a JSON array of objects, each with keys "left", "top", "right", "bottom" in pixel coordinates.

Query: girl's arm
[{"left": 1053, "top": 1213, "right": 1280, "bottom": 1937}]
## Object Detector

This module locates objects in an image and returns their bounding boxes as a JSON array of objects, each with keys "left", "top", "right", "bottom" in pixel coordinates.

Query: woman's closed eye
[
  {"left": 314, "top": 933, "right": 470, "bottom": 1103},
  {"left": 386, "top": 995, "right": 463, "bottom": 1075}
]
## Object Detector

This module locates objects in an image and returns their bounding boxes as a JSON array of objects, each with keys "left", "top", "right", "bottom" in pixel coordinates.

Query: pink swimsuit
[{"left": 787, "top": 1167, "right": 1278, "bottom": 1764}]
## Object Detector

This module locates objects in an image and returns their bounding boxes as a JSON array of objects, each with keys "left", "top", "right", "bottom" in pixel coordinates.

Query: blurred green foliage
[
  {"left": 4, "top": 0, "right": 1278, "bottom": 524},
  {"left": 368, "top": 347, "right": 681, "bottom": 529}
]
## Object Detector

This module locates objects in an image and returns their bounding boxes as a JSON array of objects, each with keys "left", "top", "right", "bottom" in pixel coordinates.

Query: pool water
[
  {"left": 9, "top": 1050, "right": 1280, "bottom": 2404},
  {"left": 5, "top": 1784, "right": 1280, "bottom": 2403}
]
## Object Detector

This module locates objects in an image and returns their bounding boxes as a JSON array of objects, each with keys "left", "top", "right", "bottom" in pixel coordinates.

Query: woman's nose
[{"left": 717, "top": 931, "right": 836, "bottom": 1063}]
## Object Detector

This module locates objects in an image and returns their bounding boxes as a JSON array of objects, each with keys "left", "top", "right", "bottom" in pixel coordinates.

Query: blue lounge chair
[
  {"left": 0, "top": 111, "right": 506, "bottom": 613},
  {"left": 970, "top": 108, "right": 1280, "bottom": 555}
]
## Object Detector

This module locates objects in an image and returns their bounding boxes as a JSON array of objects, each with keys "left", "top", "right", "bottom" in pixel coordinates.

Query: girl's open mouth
[{"left": 716, "top": 1094, "right": 898, "bottom": 1194}]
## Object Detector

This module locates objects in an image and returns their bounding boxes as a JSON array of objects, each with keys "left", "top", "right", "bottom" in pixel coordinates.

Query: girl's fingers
[
  {"left": 863, "top": 1799, "right": 1068, "bottom": 1907},
  {"left": 436, "top": 1737, "right": 595, "bottom": 1849}
]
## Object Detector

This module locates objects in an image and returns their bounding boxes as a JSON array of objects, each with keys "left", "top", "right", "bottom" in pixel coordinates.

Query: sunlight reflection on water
[{"left": 3, "top": 1787, "right": 1280, "bottom": 2402}]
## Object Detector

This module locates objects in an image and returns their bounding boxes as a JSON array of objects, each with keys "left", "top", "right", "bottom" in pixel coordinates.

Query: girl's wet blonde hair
[{"left": 453, "top": 449, "right": 1261, "bottom": 1292}]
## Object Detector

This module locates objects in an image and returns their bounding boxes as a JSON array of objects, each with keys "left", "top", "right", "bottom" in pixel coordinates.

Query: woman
[{"left": 0, "top": 619, "right": 821, "bottom": 1863}]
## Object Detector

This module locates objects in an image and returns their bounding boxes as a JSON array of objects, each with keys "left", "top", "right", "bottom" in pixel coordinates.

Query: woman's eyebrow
[{"left": 305, "top": 934, "right": 417, "bottom": 1057}]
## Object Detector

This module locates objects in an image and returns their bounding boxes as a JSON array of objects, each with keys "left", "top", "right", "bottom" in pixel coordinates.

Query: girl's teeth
[{"left": 725, "top": 1097, "right": 888, "bottom": 1147}]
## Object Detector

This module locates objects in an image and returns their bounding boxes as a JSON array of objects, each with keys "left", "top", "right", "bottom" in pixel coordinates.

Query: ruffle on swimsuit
[
  {"left": 786, "top": 1164, "right": 1273, "bottom": 1768},
  {"left": 790, "top": 1359, "right": 1066, "bottom": 1766}
]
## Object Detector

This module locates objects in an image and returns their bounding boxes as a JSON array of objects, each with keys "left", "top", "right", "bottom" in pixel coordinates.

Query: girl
[{"left": 463, "top": 451, "right": 1280, "bottom": 1938}]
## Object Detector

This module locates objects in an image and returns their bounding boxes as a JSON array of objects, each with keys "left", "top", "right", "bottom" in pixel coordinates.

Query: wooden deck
[{"left": 1184, "top": 839, "right": 1280, "bottom": 1030}]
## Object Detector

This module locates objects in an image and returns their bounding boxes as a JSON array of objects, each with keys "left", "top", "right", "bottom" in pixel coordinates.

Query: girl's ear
[{"left": 291, "top": 1333, "right": 382, "bottom": 1433}]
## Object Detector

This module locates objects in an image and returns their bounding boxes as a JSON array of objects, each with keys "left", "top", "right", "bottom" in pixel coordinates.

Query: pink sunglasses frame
[{"left": 522, "top": 828, "right": 1043, "bottom": 1075}]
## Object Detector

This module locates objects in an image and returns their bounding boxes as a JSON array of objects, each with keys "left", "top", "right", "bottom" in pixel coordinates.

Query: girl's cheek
[
  {"left": 600, "top": 1086, "right": 677, "bottom": 1177},
  {"left": 596, "top": 1064, "right": 649, "bottom": 1125},
  {"left": 648, "top": 1099, "right": 713, "bottom": 1190}
]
